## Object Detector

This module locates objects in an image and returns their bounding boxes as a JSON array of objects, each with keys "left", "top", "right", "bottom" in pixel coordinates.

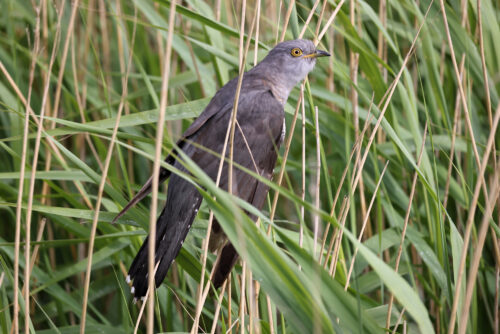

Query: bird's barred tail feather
[{"left": 127, "top": 175, "right": 203, "bottom": 298}]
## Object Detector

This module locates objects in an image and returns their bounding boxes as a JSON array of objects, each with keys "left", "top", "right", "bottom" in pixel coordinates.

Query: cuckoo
[{"left": 113, "top": 39, "right": 330, "bottom": 299}]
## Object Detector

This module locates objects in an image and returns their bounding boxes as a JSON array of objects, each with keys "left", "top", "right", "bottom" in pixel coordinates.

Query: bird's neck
[
  {"left": 268, "top": 81, "right": 292, "bottom": 105},
  {"left": 267, "top": 74, "right": 301, "bottom": 106},
  {"left": 251, "top": 63, "right": 298, "bottom": 106}
]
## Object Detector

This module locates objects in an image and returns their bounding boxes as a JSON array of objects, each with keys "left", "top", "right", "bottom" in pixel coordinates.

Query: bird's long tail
[
  {"left": 212, "top": 243, "right": 239, "bottom": 289},
  {"left": 127, "top": 176, "right": 203, "bottom": 299}
]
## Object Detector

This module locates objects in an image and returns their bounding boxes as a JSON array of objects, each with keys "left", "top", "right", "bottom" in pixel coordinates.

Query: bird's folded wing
[{"left": 111, "top": 80, "right": 239, "bottom": 223}]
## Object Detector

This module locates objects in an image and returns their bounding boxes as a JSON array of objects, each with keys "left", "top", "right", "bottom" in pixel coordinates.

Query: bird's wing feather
[
  {"left": 211, "top": 90, "right": 284, "bottom": 288},
  {"left": 112, "top": 78, "right": 240, "bottom": 223},
  {"left": 127, "top": 87, "right": 283, "bottom": 297}
]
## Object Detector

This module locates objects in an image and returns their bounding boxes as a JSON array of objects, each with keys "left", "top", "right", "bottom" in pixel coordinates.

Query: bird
[{"left": 113, "top": 39, "right": 330, "bottom": 299}]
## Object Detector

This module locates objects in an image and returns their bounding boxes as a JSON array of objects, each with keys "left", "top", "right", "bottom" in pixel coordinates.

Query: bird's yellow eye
[{"left": 290, "top": 47, "right": 303, "bottom": 57}]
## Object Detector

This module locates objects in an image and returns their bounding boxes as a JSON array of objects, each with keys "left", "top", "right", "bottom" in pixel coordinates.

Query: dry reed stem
[
  {"left": 442, "top": 55, "right": 465, "bottom": 221},
  {"left": 477, "top": 0, "right": 493, "bottom": 131},
  {"left": 495, "top": 267, "right": 499, "bottom": 334},
  {"left": 319, "top": 100, "right": 375, "bottom": 263},
  {"left": 323, "top": 196, "right": 348, "bottom": 270},
  {"left": 12, "top": 5, "right": 41, "bottom": 332},
  {"left": 228, "top": 274, "right": 232, "bottom": 331},
  {"left": 23, "top": 1, "right": 68, "bottom": 330},
  {"left": 344, "top": 161, "right": 389, "bottom": 290},
  {"left": 98, "top": 0, "right": 111, "bottom": 85},
  {"left": 181, "top": 17, "right": 206, "bottom": 98},
  {"left": 350, "top": 0, "right": 358, "bottom": 139},
  {"left": 298, "top": 0, "right": 321, "bottom": 39},
  {"left": 314, "top": 0, "right": 328, "bottom": 42},
  {"left": 448, "top": 103, "right": 500, "bottom": 333},
  {"left": 313, "top": 106, "right": 321, "bottom": 257},
  {"left": 329, "top": 196, "right": 350, "bottom": 277},
  {"left": 239, "top": 262, "right": 247, "bottom": 334},
  {"left": 279, "top": 0, "right": 295, "bottom": 42},
  {"left": 438, "top": 0, "right": 490, "bottom": 214},
  {"left": 0, "top": 58, "right": 93, "bottom": 209},
  {"left": 51, "top": 0, "right": 80, "bottom": 125},
  {"left": 10, "top": 217, "right": 48, "bottom": 334},
  {"left": 316, "top": 0, "right": 346, "bottom": 46},
  {"left": 300, "top": 85, "right": 306, "bottom": 249},
  {"left": 253, "top": 0, "right": 261, "bottom": 66},
  {"left": 210, "top": 280, "right": 228, "bottom": 334},
  {"left": 145, "top": 1, "right": 176, "bottom": 332},
  {"left": 228, "top": 5, "right": 257, "bottom": 329},
  {"left": 81, "top": 0, "right": 94, "bottom": 111},
  {"left": 391, "top": 308, "right": 406, "bottom": 334},
  {"left": 38, "top": 33, "right": 69, "bottom": 253},
  {"left": 191, "top": 3, "right": 256, "bottom": 331},
  {"left": 267, "top": 91, "right": 304, "bottom": 231},
  {"left": 70, "top": 36, "right": 103, "bottom": 171},
  {"left": 350, "top": 0, "right": 433, "bottom": 200},
  {"left": 348, "top": 3, "right": 369, "bottom": 233},
  {"left": 377, "top": 0, "right": 387, "bottom": 83},
  {"left": 385, "top": 123, "right": 428, "bottom": 330},
  {"left": 477, "top": 0, "right": 499, "bottom": 262},
  {"left": 134, "top": 285, "right": 150, "bottom": 334},
  {"left": 274, "top": 0, "right": 283, "bottom": 44},
  {"left": 459, "top": 160, "right": 500, "bottom": 334},
  {"left": 79, "top": 7, "right": 137, "bottom": 334}
]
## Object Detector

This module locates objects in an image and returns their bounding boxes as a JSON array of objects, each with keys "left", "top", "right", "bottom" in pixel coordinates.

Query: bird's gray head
[{"left": 255, "top": 39, "right": 330, "bottom": 103}]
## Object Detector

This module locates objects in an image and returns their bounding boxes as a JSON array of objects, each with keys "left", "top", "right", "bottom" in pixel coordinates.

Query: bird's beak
[{"left": 303, "top": 49, "right": 331, "bottom": 58}]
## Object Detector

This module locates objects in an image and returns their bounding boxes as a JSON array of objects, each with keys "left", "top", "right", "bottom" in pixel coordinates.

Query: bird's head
[{"left": 260, "top": 39, "right": 330, "bottom": 87}]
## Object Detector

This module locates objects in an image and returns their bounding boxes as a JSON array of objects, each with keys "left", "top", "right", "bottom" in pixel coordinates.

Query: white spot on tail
[
  {"left": 126, "top": 275, "right": 131, "bottom": 284},
  {"left": 131, "top": 286, "right": 135, "bottom": 294}
]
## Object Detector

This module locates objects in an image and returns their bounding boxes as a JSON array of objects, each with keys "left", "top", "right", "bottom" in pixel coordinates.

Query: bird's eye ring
[{"left": 290, "top": 47, "right": 303, "bottom": 57}]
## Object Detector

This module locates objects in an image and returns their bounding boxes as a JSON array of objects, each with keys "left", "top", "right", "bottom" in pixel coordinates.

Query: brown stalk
[
  {"left": 71, "top": 33, "right": 103, "bottom": 171},
  {"left": 323, "top": 196, "right": 348, "bottom": 270},
  {"left": 144, "top": 1, "right": 176, "bottom": 332},
  {"left": 459, "top": 160, "right": 500, "bottom": 334},
  {"left": 344, "top": 161, "right": 389, "bottom": 290},
  {"left": 80, "top": 0, "right": 94, "bottom": 111},
  {"left": 79, "top": 7, "right": 138, "bottom": 334},
  {"left": 477, "top": 0, "right": 499, "bottom": 261},
  {"left": 495, "top": 267, "right": 499, "bottom": 334},
  {"left": 191, "top": 3, "right": 256, "bottom": 331},
  {"left": 23, "top": 1, "right": 68, "bottom": 330},
  {"left": 209, "top": 280, "right": 228, "bottom": 334},
  {"left": 319, "top": 100, "right": 375, "bottom": 263},
  {"left": 279, "top": 0, "right": 295, "bottom": 42},
  {"left": 253, "top": 0, "right": 261, "bottom": 66},
  {"left": 314, "top": 0, "right": 328, "bottom": 42},
  {"left": 442, "top": 55, "right": 465, "bottom": 221},
  {"left": 316, "top": 0, "right": 346, "bottom": 45},
  {"left": 313, "top": 106, "right": 321, "bottom": 256},
  {"left": 350, "top": 0, "right": 434, "bottom": 202},
  {"left": 438, "top": 0, "right": 491, "bottom": 231},
  {"left": 98, "top": 0, "right": 111, "bottom": 85},
  {"left": 274, "top": 0, "right": 283, "bottom": 44},
  {"left": 390, "top": 308, "right": 406, "bottom": 334},
  {"left": 385, "top": 123, "right": 428, "bottom": 330},
  {"left": 238, "top": 262, "right": 247, "bottom": 333},
  {"left": 51, "top": 0, "right": 80, "bottom": 125},
  {"left": 298, "top": 0, "right": 321, "bottom": 39},
  {"left": 0, "top": 54, "right": 94, "bottom": 209},
  {"left": 448, "top": 102, "right": 500, "bottom": 333},
  {"left": 329, "top": 196, "right": 350, "bottom": 277},
  {"left": 300, "top": 85, "right": 306, "bottom": 249},
  {"left": 12, "top": 4, "right": 41, "bottom": 332},
  {"left": 267, "top": 92, "right": 304, "bottom": 232}
]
